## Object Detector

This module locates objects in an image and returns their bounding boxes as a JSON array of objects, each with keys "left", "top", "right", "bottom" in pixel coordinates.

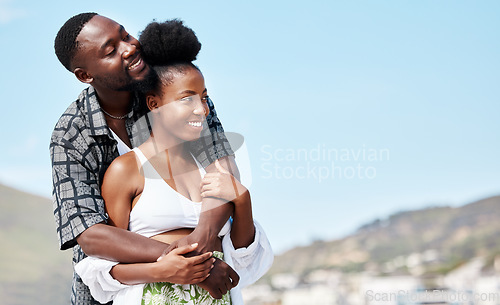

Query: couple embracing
[{"left": 50, "top": 12, "right": 272, "bottom": 305}]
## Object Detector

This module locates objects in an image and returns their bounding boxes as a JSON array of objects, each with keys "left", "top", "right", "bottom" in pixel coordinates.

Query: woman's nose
[{"left": 193, "top": 100, "right": 207, "bottom": 116}]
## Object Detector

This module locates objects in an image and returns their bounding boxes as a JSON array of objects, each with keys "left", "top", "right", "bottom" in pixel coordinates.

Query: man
[{"left": 51, "top": 12, "right": 239, "bottom": 304}]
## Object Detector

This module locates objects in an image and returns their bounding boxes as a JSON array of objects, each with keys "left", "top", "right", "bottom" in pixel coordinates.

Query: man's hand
[
  {"left": 157, "top": 242, "right": 240, "bottom": 298},
  {"left": 197, "top": 258, "right": 239, "bottom": 299}
]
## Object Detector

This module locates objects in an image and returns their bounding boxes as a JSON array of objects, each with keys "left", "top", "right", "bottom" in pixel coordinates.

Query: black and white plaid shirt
[{"left": 50, "top": 86, "right": 234, "bottom": 305}]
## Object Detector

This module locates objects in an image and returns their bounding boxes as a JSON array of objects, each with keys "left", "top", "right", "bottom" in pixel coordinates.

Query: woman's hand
[
  {"left": 152, "top": 243, "right": 214, "bottom": 284},
  {"left": 200, "top": 160, "right": 248, "bottom": 204}
]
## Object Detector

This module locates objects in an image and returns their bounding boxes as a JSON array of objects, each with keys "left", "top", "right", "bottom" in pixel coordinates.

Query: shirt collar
[
  {"left": 80, "top": 86, "right": 142, "bottom": 138},
  {"left": 78, "top": 86, "right": 108, "bottom": 137}
]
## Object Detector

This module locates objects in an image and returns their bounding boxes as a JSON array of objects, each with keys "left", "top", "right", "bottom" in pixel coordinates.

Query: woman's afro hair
[
  {"left": 139, "top": 19, "right": 201, "bottom": 66},
  {"left": 54, "top": 12, "right": 98, "bottom": 72}
]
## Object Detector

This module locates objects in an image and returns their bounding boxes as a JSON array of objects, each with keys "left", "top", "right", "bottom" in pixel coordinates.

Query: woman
[{"left": 75, "top": 20, "right": 272, "bottom": 305}]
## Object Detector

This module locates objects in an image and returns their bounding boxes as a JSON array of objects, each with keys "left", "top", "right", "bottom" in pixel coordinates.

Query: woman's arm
[
  {"left": 200, "top": 160, "right": 255, "bottom": 248},
  {"left": 110, "top": 243, "right": 214, "bottom": 285},
  {"left": 229, "top": 190, "right": 255, "bottom": 249},
  {"left": 171, "top": 156, "right": 237, "bottom": 254}
]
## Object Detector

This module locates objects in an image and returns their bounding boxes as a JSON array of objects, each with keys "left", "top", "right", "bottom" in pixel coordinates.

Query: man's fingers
[
  {"left": 224, "top": 281, "right": 232, "bottom": 294},
  {"left": 218, "top": 287, "right": 228, "bottom": 299},
  {"left": 210, "top": 290, "right": 223, "bottom": 299},
  {"left": 228, "top": 267, "right": 240, "bottom": 288},
  {"left": 189, "top": 273, "right": 211, "bottom": 284}
]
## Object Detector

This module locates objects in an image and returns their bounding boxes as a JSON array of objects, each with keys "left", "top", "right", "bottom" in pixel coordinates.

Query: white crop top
[
  {"left": 128, "top": 147, "right": 230, "bottom": 238},
  {"left": 109, "top": 128, "right": 131, "bottom": 156}
]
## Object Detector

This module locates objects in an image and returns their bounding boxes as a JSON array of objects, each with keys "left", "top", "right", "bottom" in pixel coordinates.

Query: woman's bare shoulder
[
  {"left": 108, "top": 151, "right": 140, "bottom": 174},
  {"left": 103, "top": 151, "right": 142, "bottom": 188}
]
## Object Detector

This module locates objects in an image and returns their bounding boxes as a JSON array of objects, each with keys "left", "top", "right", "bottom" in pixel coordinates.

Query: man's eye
[
  {"left": 106, "top": 49, "right": 116, "bottom": 56},
  {"left": 123, "top": 34, "right": 130, "bottom": 41},
  {"left": 180, "top": 97, "right": 193, "bottom": 102}
]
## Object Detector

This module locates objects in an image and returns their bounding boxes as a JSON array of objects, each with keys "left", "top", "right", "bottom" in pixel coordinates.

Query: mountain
[
  {"left": 268, "top": 195, "right": 500, "bottom": 278},
  {"left": 3, "top": 182, "right": 500, "bottom": 303},
  {"left": 0, "top": 184, "right": 73, "bottom": 305}
]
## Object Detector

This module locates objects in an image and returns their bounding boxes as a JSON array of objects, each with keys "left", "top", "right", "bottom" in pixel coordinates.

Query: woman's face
[{"left": 151, "top": 67, "right": 210, "bottom": 143}]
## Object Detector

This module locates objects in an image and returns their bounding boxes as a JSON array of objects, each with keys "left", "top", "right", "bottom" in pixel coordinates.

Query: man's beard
[
  {"left": 94, "top": 67, "right": 158, "bottom": 93},
  {"left": 125, "top": 68, "right": 158, "bottom": 93}
]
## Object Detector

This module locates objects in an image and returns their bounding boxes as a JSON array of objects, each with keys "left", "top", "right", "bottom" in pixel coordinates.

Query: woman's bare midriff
[{"left": 150, "top": 228, "right": 223, "bottom": 252}]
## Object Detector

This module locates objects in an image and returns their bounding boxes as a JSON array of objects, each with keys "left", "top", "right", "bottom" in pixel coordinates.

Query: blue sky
[{"left": 1, "top": 0, "right": 499, "bottom": 253}]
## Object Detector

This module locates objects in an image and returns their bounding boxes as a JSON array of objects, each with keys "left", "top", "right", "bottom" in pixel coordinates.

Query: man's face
[{"left": 74, "top": 15, "right": 151, "bottom": 91}]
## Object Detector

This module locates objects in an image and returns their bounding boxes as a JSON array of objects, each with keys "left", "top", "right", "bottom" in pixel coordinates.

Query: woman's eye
[
  {"left": 202, "top": 95, "right": 209, "bottom": 102},
  {"left": 123, "top": 34, "right": 130, "bottom": 41}
]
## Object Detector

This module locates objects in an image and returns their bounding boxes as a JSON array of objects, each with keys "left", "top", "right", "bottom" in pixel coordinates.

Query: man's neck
[{"left": 94, "top": 86, "right": 133, "bottom": 114}]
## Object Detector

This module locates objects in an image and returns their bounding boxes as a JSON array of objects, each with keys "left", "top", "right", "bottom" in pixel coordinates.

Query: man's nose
[{"left": 122, "top": 42, "right": 137, "bottom": 59}]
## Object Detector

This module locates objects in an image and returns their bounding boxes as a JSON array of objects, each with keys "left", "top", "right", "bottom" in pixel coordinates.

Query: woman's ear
[
  {"left": 146, "top": 94, "right": 159, "bottom": 112},
  {"left": 74, "top": 68, "right": 93, "bottom": 84}
]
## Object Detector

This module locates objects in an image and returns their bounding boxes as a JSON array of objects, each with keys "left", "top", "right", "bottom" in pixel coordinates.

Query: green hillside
[
  {"left": 0, "top": 184, "right": 73, "bottom": 305},
  {"left": 268, "top": 195, "right": 500, "bottom": 277}
]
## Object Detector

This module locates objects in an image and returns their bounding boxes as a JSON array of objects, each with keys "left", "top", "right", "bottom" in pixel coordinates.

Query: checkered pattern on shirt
[{"left": 50, "top": 86, "right": 234, "bottom": 305}]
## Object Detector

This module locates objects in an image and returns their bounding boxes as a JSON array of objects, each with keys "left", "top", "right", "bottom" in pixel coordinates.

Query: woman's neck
[{"left": 144, "top": 133, "right": 188, "bottom": 160}]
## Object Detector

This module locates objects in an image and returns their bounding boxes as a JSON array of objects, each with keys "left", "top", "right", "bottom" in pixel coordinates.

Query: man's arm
[
  {"left": 77, "top": 223, "right": 166, "bottom": 262},
  {"left": 52, "top": 144, "right": 218, "bottom": 290},
  {"left": 51, "top": 100, "right": 234, "bottom": 298},
  {"left": 51, "top": 142, "right": 168, "bottom": 261}
]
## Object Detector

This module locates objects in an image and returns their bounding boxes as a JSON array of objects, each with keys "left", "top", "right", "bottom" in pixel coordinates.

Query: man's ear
[
  {"left": 74, "top": 68, "right": 93, "bottom": 84},
  {"left": 146, "top": 94, "right": 159, "bottom": 112}
]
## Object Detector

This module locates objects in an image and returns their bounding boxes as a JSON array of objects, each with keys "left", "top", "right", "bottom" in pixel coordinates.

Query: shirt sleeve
[
  {"left": 74, "top": 257, "right": 129, "bottom": 304},
  {"left": 51, "top": 140, "right": 108, "bottom": 250},
  {"left": 189, "top": 96, "right": 235, "bottom": 168},
  {"left": 222, "top": 220, "right": 274, "bottom": 288}
]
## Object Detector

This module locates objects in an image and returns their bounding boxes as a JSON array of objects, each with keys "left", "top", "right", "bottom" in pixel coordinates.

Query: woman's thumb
[{"left": 215, "top": 159, "right": 229, "bottom": 174}]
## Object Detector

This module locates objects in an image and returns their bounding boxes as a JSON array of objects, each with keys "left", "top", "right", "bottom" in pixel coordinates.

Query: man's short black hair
[{"left": 54, "top": 12, "right": 98, "bottom": 72}]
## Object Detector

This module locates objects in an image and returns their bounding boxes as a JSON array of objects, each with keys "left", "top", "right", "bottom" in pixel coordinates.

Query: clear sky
[{"left": 1, "top": 0, "right": 499, "bottom": 253}]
